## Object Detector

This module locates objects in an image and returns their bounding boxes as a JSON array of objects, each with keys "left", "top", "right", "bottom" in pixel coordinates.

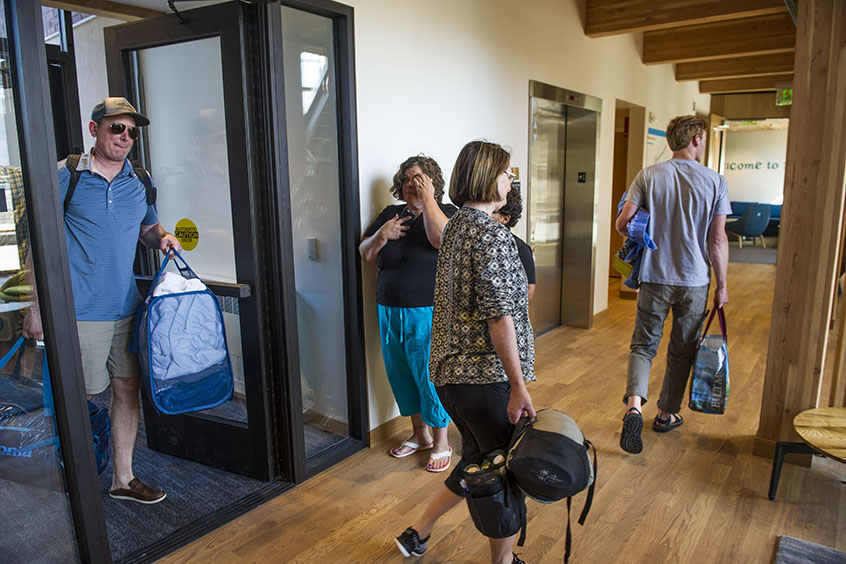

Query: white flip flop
[
  {"left": 390, "top": 440, "right": 434, "bottom": 458},
  {"left": 426, "top": 447, "right": 452, "bottom": 473}
]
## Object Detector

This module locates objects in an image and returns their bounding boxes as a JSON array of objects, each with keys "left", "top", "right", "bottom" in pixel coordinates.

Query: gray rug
[
  {"left": 774, "top": 536, "right": 846, "bottom": 564},
  {"left": 729, "top": 245, "right": 777, "bottom": 264},
  {"left": 728, "top": 236, "right": 778, "bottom": 264}
]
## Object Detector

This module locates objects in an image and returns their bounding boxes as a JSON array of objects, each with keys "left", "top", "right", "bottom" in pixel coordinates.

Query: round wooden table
[
  {"left": 768, "top": 406, "right": 846, "bottom": 499},
  {"left": 793, "top": 407, "right": 846, "bottom": 464}
]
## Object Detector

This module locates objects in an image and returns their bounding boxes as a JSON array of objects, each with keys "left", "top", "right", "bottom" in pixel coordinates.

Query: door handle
[{"left": 136, "top": 276, "right": 251, "bottom": 298}]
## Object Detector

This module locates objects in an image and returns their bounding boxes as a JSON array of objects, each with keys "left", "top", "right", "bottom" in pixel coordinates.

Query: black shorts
[{"left": 436, "top": 382, "right": 515, "bottom": 496}]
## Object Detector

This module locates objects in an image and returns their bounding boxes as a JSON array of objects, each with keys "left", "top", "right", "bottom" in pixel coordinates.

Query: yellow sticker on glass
[{"left": 174, "top": 218, "right": 199, "bottom": 251}]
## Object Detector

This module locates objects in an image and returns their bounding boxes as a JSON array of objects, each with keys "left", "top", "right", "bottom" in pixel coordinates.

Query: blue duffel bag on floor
[
  {"left": 0, "top": 337, "right": 59, "bottom": 489},
  {"left": 0, "top": 337, "right": 112, "bottom": 487},
  {"left": 134, "top": 249, "right": 234, "bottom": 415}
]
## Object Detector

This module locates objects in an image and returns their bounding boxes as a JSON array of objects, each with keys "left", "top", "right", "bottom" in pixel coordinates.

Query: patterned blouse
[{"left": 430, "top": 206, "right": 535, "bottom": 386}]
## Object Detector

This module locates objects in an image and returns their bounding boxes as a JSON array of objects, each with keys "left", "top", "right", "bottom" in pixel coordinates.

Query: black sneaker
[
  {"left": 513, "top": 554, "right": 528, "bottom": 564},
  {"left": 395, "top": 527, "right": 428, "bottom": 557}
]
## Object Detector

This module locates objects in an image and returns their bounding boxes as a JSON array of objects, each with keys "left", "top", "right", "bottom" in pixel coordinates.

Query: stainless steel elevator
[{"left": 527, "top": 81, "right": 601, "bottom": 334}]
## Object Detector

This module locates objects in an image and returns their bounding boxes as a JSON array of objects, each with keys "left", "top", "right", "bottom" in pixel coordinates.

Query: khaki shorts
[{"left": 77, "top": 316, "right": 141, "bottom": 396}]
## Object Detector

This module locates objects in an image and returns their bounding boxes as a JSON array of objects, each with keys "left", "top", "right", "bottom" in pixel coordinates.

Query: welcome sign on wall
[{"left": 723, "top": 129, "right": 788, "bottom": 204}]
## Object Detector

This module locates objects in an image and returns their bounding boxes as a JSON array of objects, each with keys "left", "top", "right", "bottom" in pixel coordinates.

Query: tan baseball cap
[{"left": 90, "top": 97, "right": 150, "bottom": 126}]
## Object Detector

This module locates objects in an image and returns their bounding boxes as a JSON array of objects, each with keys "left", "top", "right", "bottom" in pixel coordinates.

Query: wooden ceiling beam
[
  {"left": 676, "top": 52, "right": 795, "bottom": 81},
  {"left": 643, "top": 13, "right": 796, "bottom": 64},
  {"left": 42, "top": 0, "right": 164, "bottom": 21},
  {"left": 585, "top": 0, "right": 787, "bottom": 38},
  {"left": 699, "top": 73, "right": 794, "bottom": 93}
]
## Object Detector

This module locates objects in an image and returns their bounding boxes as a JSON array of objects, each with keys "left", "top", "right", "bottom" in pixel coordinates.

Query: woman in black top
[
  {"left": 360, "top": 155, "right": 457, "bottom": 472},
  {"left": 493, "top": 187, "right": 536, "bottom": 301}
]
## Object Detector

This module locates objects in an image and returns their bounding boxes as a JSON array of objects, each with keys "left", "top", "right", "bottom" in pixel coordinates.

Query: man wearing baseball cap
[{"left": 24, "top": 97, "right": 180, "bottom": 504}]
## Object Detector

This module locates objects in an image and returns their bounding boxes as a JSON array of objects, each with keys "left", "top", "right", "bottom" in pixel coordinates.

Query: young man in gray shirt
[{"left": 616, "top": 115, "right": 731, "bottom": 454}]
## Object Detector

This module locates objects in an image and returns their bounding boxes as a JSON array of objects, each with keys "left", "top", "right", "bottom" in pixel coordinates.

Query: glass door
[
  {"left": 104, "top": 2, "right": 273, "bottom": 480},
  {"left": 273, "top": 0, "right": 367, "bottom": 479},
  {"left": 281, "top": 6, "right": 350, "bottom": 460}
]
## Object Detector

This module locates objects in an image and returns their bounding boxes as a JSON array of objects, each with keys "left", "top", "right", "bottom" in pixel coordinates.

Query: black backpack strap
[
  {"left": 564, "top": 441, "right": 597, "bottom": 563},
  {"left": 64, "top": 156, "right": 156, "bottom": 210},
  {"left": 507, "top": 415, "right": 532, "bottom": 452},
  {"left": 514, "top": 474, "right": 527, "bottom": 547},
  {"left": 517, "top": 514, "right": 527, "bottom": 548},
  {"left": 578, "top": 440, "right": 597, "bottom": 526},
  {"left": 131, "top": 160, "right": 156, "bottom": 205},
  {"left": 564, "top": 496, "right": 572, "bottom": 563},
  {"left": 63, "top": 154, "right": 82, "bottom": 213}
]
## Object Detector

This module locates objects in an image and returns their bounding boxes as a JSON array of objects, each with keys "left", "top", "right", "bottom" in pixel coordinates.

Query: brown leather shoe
[{"left": 109, "top": 478, "right": 166, "bottom": 504}]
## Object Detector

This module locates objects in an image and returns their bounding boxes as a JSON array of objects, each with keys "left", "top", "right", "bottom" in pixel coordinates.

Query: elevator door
[
  {"left": 528, "top": 99, "right": 566, "bottom": 335},
  {"left": 528, "top": 82, "right": 600, "bottom": 334}
]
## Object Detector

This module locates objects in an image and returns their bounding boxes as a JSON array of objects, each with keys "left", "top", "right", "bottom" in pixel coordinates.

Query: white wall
[
  {"left": 348, "top": 0, "right": 711, "bottom": 430},
  {"left": 72, "top": 16, "right": 123, "bottom": 148},
  {"left": 722, "top": 129, "right": 787, "bottom": 204}
]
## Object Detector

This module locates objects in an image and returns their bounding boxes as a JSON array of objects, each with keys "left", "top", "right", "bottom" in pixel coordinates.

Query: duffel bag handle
[{"left": 148, "top": 248, "right": 202, "bottom": 298}]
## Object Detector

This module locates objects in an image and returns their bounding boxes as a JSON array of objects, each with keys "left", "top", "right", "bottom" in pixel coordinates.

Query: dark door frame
[
  {"left": 5, "top": 1, "right": 110, "bottom": 562},
  {"left": 266, "top": 0, "right": 367, "bottom": 483},
  {"left": 45, "top": 9, "right": 84, "bottom": 158}
]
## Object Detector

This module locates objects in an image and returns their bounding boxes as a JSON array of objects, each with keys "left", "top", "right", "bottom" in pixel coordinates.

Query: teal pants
[{"left": 377, "top": 304, "right": 450, "bottom": 428}]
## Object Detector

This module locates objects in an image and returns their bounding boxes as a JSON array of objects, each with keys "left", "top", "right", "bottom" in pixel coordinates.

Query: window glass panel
[
  {"left": 281, "top": 6, "right": 350, "bottom": 457},
  {"left": 300, "top": 51, "right": 328, "bottom": 114},
  {"left": 136, "top": 38, "right": 246, "bottom": 422}
]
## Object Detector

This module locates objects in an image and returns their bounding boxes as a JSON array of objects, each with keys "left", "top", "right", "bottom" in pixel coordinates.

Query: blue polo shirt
[{"left": 59, "top": 152, "right": 158, "bottom": 321}]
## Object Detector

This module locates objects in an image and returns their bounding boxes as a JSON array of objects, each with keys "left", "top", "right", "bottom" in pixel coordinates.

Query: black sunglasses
[{"left": 107, "top": 122, "right": 140, "bottom": 140}]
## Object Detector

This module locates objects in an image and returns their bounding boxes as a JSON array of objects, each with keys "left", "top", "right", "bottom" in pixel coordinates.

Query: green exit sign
[{"left": 776, "top": 87, "right": 793, "bottom": 106}]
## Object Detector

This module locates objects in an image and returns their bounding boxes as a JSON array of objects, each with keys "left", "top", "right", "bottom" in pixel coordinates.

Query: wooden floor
[{"left": 158, "top": 263, "right": 846, "bottom": 564}]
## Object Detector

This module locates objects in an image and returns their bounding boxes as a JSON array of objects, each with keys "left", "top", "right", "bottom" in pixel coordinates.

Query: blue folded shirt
[{"left": 616, "top": 193, "right": 657, "bottom": 289}]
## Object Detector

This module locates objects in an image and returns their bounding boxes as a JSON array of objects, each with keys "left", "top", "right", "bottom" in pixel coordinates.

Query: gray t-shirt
[{"left": 626, "top": 158, "right": 732, "bottom": 287}]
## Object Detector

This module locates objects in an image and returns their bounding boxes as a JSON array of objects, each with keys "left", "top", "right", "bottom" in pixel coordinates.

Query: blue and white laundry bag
[{"left": 135, "top": 249, "right": 233, "bottom": 415}]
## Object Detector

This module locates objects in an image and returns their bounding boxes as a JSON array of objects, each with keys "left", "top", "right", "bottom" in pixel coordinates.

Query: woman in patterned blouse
[{"left": 395, "top": 141, "right": 536, "bottom": 564}]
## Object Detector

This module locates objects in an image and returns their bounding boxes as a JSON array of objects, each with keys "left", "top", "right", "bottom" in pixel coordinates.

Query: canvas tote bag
[{"left": 689, "top": 308, "right": 730, "bottom": 414}]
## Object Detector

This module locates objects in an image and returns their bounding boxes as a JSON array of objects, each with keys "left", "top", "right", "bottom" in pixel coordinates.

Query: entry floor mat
[
  {"left": 0, "top": 478, "right": 79, "bottom": 564},
  {"left": 91, "top": 389, "right": 268, "bottom": 563},
  {"left": 0, "top": 422, "right": 269, "bottom": 564},
  {"left": 774, "top": 535, "right": 846, "bottom": 564}
]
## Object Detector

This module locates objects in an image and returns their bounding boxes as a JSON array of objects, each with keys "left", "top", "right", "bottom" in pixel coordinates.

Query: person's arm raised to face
[{"left": 413, "top": 173, "right": 449, "bottom": 249}]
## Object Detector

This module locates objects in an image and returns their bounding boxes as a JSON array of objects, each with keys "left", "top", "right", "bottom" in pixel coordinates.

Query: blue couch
[{"left": 729, "top": 201, "right": 781, "bottom": 237}]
